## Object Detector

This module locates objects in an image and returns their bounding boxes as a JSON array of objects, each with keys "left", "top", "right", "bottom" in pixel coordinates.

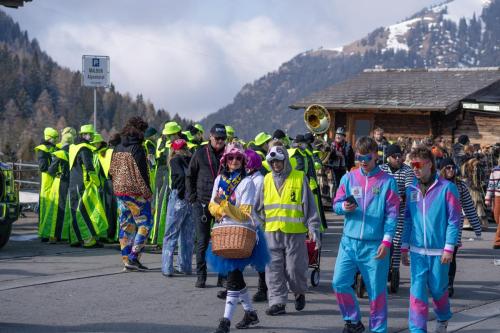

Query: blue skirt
[{"left": 206, "top": 227, "right": 270, "bottom": 275}]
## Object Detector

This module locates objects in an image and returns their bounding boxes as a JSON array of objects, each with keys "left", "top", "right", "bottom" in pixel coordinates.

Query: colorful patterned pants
[
  {"left": 117, "top": 195, "right": 152, "bottom": 263},
  {"left": 332, "top": 236, "right": 389, "bottom": 333},
  {"left": 408, "top": 252, "right": 451, "bottom": 333},
  {"left": 161, "top": 190, "right": 194, "bottom": 275}
]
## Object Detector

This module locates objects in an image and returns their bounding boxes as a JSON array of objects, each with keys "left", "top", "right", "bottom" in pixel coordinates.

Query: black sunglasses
[{"left": 227, "top": 155, "right": 243, "bottom": 162}]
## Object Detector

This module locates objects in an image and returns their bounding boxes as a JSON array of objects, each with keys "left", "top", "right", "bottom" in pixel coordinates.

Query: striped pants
[{"left": 390, "top": 211, "right": 405, "bottom": 270}]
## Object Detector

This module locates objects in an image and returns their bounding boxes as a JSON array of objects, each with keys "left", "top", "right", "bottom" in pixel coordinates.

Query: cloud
[{"left": 41, "top": 17, "right": 302, "bottom": 120}]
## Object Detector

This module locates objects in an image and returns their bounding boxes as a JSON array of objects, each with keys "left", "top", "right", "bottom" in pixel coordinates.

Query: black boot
[
  {"left": 294, "top": 294, "right": 306, "bottom": 311},
  {"left": 253, "top": 272, "right": 268, "bottom": 302},
  {"left": 213, "top": 318, "right": 230, "bottom": 333},
  {"left": 235, "top": 311, "right": 259, "bottom": 329},
  {"left": 265, "top": 304, "right": 286, "bottom": 316},
  {"left": 343, "top": 320, "right": 365, "bottom": 333},
  {"left": 195, "top": 275, "right": 206, "bottom": 288},
  {"left": 216, "top": 290, "right": 227, "bottom": 299},
  {"left": 217, "top": 275, "right": 227, "bottom": 288}
]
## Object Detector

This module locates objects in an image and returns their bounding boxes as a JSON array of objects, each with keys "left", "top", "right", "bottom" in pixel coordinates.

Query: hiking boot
[
  {"left": 235, "top": 310, "right": 259, "bottom": 329},
  {"left": 265, "top": 303, "right": 286, "bottom": 316},
  {"left": 252, "top": 290, "right": 267, "bottom": 302},
  {"left": 125, "top": 258, "right": 148, "bottom": 271},
  {"left": 217, "top": 290, "right": 227, "bottom": 299},
  {"left": 294, "top": 294, "right": 306, "bottom": 311},
  {"left": 213, "top": 318, "right": 230, "bottom": 333},
  {"left": 217, "top": 275, "right": 227, "bottom": 288},
  {"left": 343, "top": 321, "right": 365, "bottom": 333},
  {"left": 195, "top": 275, "right": 206, "bottom": 288},
  {"left": 434, "top": 320, "right": 448, "bottom": 333}
]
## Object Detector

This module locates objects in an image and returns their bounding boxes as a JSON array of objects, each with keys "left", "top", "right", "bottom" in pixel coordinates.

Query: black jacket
[
  {"left": 111, "top": 135, "right": 150, "bottom": 194},
  {"left": 37, "top": 141, "right": 56, "bottom": 173},
  {"left": 169, "top": 154, "right": 190, "bottom": 200},
  {"left": 48, "top": 145, "right": 70, "bottom": 181},
  {"left": 186, "top": 144, "right": 224, "bottom": 204}
]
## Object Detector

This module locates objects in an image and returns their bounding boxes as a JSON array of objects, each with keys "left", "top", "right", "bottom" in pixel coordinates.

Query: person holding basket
[{"left": 206, "top": 142, "right": 270, "bottom": 333}]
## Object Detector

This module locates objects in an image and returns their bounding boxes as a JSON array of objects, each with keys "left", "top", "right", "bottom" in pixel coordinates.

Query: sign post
[{"left": 82, "top": 55, "right": 110, "bottom": 131}]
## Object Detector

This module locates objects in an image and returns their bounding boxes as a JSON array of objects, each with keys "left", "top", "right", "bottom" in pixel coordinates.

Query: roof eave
[{"left": 289, "top": 103, "right": 448, "bottom": 112}]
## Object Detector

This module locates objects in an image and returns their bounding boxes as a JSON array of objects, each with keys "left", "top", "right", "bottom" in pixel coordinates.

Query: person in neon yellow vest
[
  {"left": 34, "top": 127, "right": 59, "bottom": 242},
  {"left": 151, "top": 121, "right": 183, "bottom": 247},
  {"left": 92, "top": 133, "right": 116, "bottom": 242},
  {"left": 256, "top": 144, "right": 321, "bottom": 316},
  {"left": 68, "top": 124, "right": 108, "bottom": 248},
  {"left": 46, "top": 127, "right": 75, "bottom": 243}
]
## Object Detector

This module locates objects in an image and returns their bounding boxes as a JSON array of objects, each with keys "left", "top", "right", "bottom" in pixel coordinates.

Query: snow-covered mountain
[{"left": 201, "top": 0, "right": 500, "bottom": 138}]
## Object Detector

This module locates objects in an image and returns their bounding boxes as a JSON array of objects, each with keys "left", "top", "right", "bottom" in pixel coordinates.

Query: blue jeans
[{"left": 161, "top": 190, "right": 194, "bottom": 275}]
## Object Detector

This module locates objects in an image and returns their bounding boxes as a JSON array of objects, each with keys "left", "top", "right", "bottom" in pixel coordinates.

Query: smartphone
[{"left": 345, "top": 195, "right": 358, "bottom": 207}]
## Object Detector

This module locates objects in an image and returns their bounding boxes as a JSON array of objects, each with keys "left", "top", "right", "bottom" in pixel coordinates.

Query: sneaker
[
  {"left": 213, "top": 318, "right": 231, "bottom": 333},
  {"left": 125, "top": 258, "right": 148, "bottom": 271},
  {"left": 343, "top": 321, "right": 365, "bottom": 333},
  {"left": 217, "top": 290, "right": 227, "bottom": 299},
  {"left": 493, "top": 245, "right": 500, "bottom": 250},
  {"left": 265, "top": 303, "right": 286, "bottom": 316},
  {"left": 448, "top": 285, "right": 454, "bottom": 298},
  {"left": 235, "top": 310, "right": 259, "bottom": 329},
  {"left": 294, "top": 294, "right": 306, "bottom": 311},
  {"left": 83, "top": 242, "right": 104, "bottom": 249},
  {"left": 195, "top": 275, "right": 206, "bottom": 288},
  {"left": 434, "top": 320, "right": 448, "bottom": 333},
  {"left": 252, "top": 290, "right": 267, "bottom": 302}
]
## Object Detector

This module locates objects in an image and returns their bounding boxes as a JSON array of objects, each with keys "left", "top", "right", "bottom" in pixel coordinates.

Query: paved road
[{"left": 1, "top": 213, "right": 499, "bottom": 333}]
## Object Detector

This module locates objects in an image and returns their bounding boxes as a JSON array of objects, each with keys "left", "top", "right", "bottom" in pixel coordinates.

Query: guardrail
[{"left": 8, "top": 162, "right": 40, "bottom": 191}]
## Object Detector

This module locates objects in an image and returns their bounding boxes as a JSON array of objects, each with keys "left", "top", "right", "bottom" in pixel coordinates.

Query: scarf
[{"left": 217, "top": 170, "right": 243, "bottom": 205}]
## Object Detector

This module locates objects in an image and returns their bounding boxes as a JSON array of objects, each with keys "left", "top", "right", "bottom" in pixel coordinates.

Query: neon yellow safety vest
[
  {"left": 263, "top": 169, "right": 307, "bottom": 234},
  {"left": 288, "top": 148, "right": 318, "bottom": 191},
  {"left": 97, "top": 148, "right": 113, "bottom": 178},
  {"left": 69, "top": 143, "right": 95, "bottom": 170}
]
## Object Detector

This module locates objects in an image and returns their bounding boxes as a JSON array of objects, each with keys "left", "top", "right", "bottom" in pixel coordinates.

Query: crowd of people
[{"left": 34, "top": 118, "right": 500, "bottom": 333}]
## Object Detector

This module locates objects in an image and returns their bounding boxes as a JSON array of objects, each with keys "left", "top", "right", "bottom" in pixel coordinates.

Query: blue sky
[{"left": 5, "top": 0, "right": 445, "bottom": 120}]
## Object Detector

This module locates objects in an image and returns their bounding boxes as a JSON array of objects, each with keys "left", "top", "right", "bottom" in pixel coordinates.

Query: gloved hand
[
  {"left": 310, "top": 229, "right": 321, "bottom": 250},
  {"left": 89, "top": 172, "right": 101, "bottom": 187}
]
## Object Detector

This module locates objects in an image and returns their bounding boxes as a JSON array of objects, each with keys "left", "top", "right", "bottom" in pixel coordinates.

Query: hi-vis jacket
[
  {"left": 401, "top": 175, "right": 461, "bottom": 255},
  {"left": 333, "top": 166, "right": 400, "bottom": 243}
]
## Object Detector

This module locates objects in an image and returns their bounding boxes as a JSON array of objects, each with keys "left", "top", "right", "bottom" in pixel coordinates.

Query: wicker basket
[{"left": 211, "top": 224, "right": 256, "bottom": 259}]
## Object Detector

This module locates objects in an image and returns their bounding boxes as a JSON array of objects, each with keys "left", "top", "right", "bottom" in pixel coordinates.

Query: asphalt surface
[{"left": 1, "top": 212, "right": 499, "bottom": 333}]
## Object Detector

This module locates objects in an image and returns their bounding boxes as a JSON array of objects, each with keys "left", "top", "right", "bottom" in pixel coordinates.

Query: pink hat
[
  {"left": 245, "top": 149, "right": 262, "bottom": 171},
  {"left": 220, "top": 142, "right": 246, "bottom": 165},
  {"left": 171, "top": 139, "right": 187, "bottom": 151}
]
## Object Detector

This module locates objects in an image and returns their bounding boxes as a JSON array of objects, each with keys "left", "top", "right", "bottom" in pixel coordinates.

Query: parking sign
[{"left": 82, "top": 55, "right": 110, "bottom": 87}]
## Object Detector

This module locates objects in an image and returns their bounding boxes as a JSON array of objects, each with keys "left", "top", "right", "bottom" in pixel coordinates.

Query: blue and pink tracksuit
[
  {"left": 332, "top": 166, "right": 400, "bottom": 333},
  {"left": 401, "top": 175, "right": 461, "bottom": 333}
]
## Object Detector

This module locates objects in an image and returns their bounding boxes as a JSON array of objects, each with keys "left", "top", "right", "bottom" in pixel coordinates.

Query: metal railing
[{"left": 8, "top": 162, "right": 40, "bottom": 191}]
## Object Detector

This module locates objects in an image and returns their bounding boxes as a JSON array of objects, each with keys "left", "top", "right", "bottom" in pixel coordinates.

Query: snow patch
[
  {"left": 385, "top": 18, "right": 422, "bottom": 51},
  {"left": 432, "top": 0, "right": 491, "bottom": 24}
]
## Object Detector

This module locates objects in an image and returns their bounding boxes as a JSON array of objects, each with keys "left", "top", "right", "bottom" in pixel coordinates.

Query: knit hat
[
  {"left": 144, "top": 127, "right": 157, "bottom": 138},
  {"left": 458, "top": 134, "right": 469, "bottom": 145},
  {"left": 438, "top": 157, "right": 455, "bottom": 170},
  {"left": 272, "top": 129, "right": 286, "bottom": 140},
  {"left": 171, "top": 139, "right": 187, "bottom": 151},
  {"left": 220, "top": 142, "right": 246, "bottom": 165},
  {"left": 386, "top": 144, "right": 402, "bottom": 157},
  {"left": 245, "top": 149, "right": 262, "bottom": 171}
]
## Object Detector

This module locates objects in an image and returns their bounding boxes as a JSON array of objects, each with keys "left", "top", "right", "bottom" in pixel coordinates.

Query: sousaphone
[{"left": 304, "top": 104, "right": 331, "bottom": 163}]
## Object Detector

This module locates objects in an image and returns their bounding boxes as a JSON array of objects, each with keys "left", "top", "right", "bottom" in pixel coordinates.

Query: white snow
[
  {"left": 432, "top": 0, "right": 491, "bottom": 23},
  {"left": 385, "top": 18, "right": 422, "bottom": 51}
]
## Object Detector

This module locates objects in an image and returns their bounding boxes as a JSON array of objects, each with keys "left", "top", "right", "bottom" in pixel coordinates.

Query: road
[{"left": 1, "top": 212, "right": 499, "bottom": 333}]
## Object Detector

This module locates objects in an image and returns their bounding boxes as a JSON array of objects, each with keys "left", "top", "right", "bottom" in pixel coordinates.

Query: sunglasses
[
  {"left": 410, "top": 161, "right": 429, "bottom": 169},
  {"left": 227, "top": 155, "right": 243, "bottom": 162},
  {"left": 356, "top": 154, "right": 373, "bottom": 163},
  {"left": 213, "top": 136, "right": 226, "bottom": 142},
  {"left": 444, "top": 165, "right": 454, "bottom": 171},
  {"left": 390, "top": 153, "right": 402, "bottom": 159}
]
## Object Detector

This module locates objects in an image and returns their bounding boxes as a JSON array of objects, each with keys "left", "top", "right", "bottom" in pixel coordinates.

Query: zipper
[
  {"left": 410, "top": 179, "right": 438, "bottom": 252},
  {"left": 360, "top": 174, "right": 368, "bottom": 240}
]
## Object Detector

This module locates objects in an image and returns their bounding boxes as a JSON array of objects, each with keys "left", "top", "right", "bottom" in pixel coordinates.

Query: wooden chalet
[{"left": 290, "top": 68, "right": 500, "bottom": 147}]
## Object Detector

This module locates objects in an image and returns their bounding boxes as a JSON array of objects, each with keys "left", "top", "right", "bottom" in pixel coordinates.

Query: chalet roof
[
  {"left": 0, "top": 0, "right": 31, "bottom": 8},
  {"left": 290, "top": 67, "right": 500, "bottom": 114}
]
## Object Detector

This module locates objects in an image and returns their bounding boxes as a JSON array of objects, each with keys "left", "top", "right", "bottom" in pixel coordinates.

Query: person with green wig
[
  {"left": 225, "top": 125, "right": 235, "bottom": 143},
  {"left": 46, "top": 127, "right": 75, "bottom": 243},
  {"left": 92, "top": 133, "right": 116, "bottom": 242},
  {"left": 34, "top": 127, "right": 59, "bottom": 241},
  {"left": 151, "top": 121, "right": 183, "bottom": 247},
  {"left": 68, "top": 124, "right": 108, "bottom": 248}
]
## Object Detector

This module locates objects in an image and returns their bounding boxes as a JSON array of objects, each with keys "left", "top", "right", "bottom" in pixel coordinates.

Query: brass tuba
[
  {"left": 304, "top": 104, "right": 331, "bottom": 135},
  {"left": 304, "top": 104, "right": 331, "bottom": 163}
]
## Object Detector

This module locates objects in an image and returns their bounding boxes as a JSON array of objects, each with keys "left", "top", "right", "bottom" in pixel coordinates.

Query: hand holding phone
[{"left": 343, "top": 195, "right": 357, "bottom": 212}]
